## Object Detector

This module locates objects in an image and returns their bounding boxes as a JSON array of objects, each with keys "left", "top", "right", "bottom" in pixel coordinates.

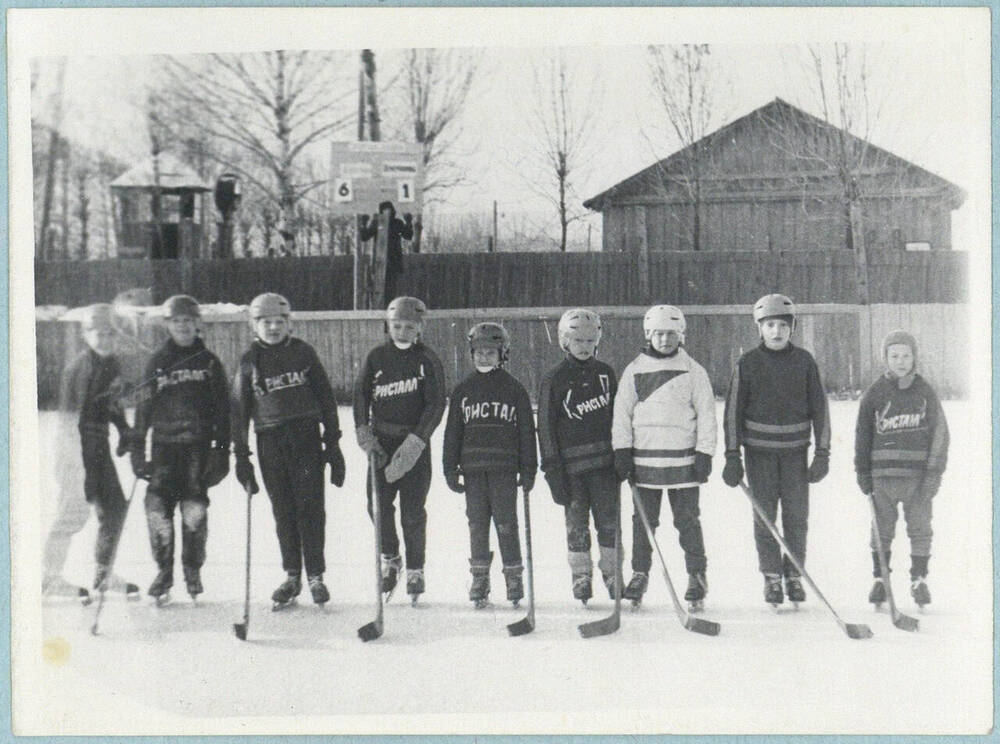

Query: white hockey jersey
[{"left": 612, "top": 348, "right": 717, "bottom": 489}]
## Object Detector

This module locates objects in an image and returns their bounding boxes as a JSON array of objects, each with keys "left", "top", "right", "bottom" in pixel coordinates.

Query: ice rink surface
[{"left": 25, "top": 401, "right": 993, "bottom": 736}]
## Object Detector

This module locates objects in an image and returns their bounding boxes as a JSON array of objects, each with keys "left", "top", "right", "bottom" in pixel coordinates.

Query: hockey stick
[
  {"left": 579, "top": 486, "right": 622, "bottom": 638},
  {"left": 507, "top": 486, "right": 536, "bottom": 636},
  {"left": 739, "top": 481, "right": 873, "bottom": 640},
  {"left": 867, "top": 491, "right": 919, "bottom": 632},
  {"left": 233, "top": 480, "right": 254, "bottom": 641},
  {"left": 358, "top": 454, "right": 385, "bottom": 642},
  {"left": 91, "top": 476, "right": 141, "bottom": 636},
  {"left": 631, "top": 484, "right": 720, "bottom": 636}
]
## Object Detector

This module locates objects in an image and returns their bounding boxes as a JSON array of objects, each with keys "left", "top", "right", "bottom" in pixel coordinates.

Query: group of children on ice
[{"left": 43, "top": 290, "right": 949, "bottom": 616}]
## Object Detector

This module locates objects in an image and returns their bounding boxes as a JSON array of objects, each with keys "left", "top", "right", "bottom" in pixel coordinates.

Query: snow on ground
[{"left": 23, "top": 401, "right": 993, "bottom": 736}]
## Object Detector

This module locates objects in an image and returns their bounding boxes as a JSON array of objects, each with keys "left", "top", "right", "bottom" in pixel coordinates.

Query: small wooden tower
[{"left": 110, "top": 153, "right": 211, "bottom": 259}]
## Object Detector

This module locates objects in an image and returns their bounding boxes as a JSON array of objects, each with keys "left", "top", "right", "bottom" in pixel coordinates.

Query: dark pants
[
  {"left": 631, "top": 486, "right": 705, "bottom": 575},
  {"left": 366, "top": 443, "right": 431, "bottom": 569},
  {"left": 464, "top": 469, "right": 522, "bottom": 567},
  {"left": 746, "top": 449, "right": 809, "bottom": 577},
  {"left": 145, "top": 440, "right": 209, "bottom": 573},
  {"left": 258, "top": 419, "right": 326, "bottom": 577}
]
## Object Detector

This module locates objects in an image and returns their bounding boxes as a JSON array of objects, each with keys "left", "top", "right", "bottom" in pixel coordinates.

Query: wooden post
[
  {"left": 850, "top": 200, "right": 873, "bottom": 384},
  {"left": 635, "top": 206, "right": 650, "bottom": 303},
  {"left": 493, "top": 201, "right": 498, "bottom": 252},
  {"left": 352, "top": 217, "right": 362, "bottom": 310}
]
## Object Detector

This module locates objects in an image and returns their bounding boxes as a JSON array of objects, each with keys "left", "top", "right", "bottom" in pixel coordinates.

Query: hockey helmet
[
  {"left": 643, "top": 304, "right": 686, "bottom": 343},
  {"left": 558, "top": 308, "right": 602, "bottom": 352},
  {"left": 249, "top": 292, "right": 291, "bottom": 320},
  {"left": 80, "top": 303, "right": 116, "bottom": 332},
  {"left": 468, "top": 322, "right": 510, "bottom": 364},
  {"left": 162, "top": 294, "right": 200, "bottom": 319},
  {"left": 386, "top": 296, "right": 427, "bottom": 326},
  {"left": 882, "top": 329, "right": 918, "bottom": 367},
  {"left": 752, "top": 294, "right": 795, "bottom": 324}
]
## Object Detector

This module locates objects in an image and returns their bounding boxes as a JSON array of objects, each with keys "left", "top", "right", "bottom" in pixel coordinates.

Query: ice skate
[
  {"left": 271, "top": 573, "right": 302, "bottom": 611},
  {"left": 504, "top": 566, "right": 524, "bottom": 607},
  {"left": 910, "top": 576, "right": 931, "bottom": 609},
  {"left": 381, "top": 554, "right": 402, "bottom": 602},
  {"left": 868, "top": 577, "right": 887, "bottom": 608},
  {"left": 43, "top": 575, "right": 91, "bottom": 605},
  {"left": 785, "top": 576, "right": 806, "bottom": 607},
  {"left": 572, "top": 574, "right": 593, "bottom": 605},
  {"left": 685, "top": 572, "right": 707, "bottom": 613},
  {"left": 764, "top": 574, "right": 784, "bottom": 608},
  {"left": 148, "top": 568, "right": 173, "bottom": 607},
  {"left": 308, "top": 574, "right": 330, "bottom": 605},
  {"left": 183, "top": 567, "right": 203, "bottom": 602},
  {"left": 406, "top": 569, "right": 424, "bottom": 606},
  {"left": 623, "top": 571, "right": 648, "bottom": 610},
  {"left": 469, "top": 573, "right": 490, "bottom": 609}
]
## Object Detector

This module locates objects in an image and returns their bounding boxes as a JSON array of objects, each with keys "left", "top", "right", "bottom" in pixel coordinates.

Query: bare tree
[{"left": 37, "top": 57, "right": 67, "bottom": 259}]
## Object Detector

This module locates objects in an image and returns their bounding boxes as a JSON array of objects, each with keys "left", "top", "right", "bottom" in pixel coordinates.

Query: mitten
[
  {"left": 693, "top": 452, "right": 712, "bottom": 483},
  {"left": 722, "top": 452, "right": 743, "bottom": 488},
  {"left": 920, "top": 471, "right": 942, "bottom": 499},
  {"left": 385, "top": 433, "right": 426, "bottom": 483},
  {"left": 518, "top": 468, "right": 535, "bottom": 493},
  {"left": 130, "top": 449, "right": 151, "bottom": 480},
  {"left": 325, "top": 440, "right": 346, "bottom": 487},
  {"left": 545, "top": 467, "right": 571, "bottom": 506},
  {"left": 355, "top": 424, "right": 388, "bottom": 468},
  {"left": 445, "top": 469, "right": 465, "bottom": 494},
  {"left": 203, "top": 445, "right": 230, "bottom": 488},
  {"left": 856, "top": 472, "right": 874, "bottom": 495},
  {"left": 235, "top": 453, "right": 260, "bottom": 495},
  {"left": 807, "top": 453, "right": 829, "bottom": 484},
  {"left": 614, "top": 448, "right": 634, "bottom": 483}
]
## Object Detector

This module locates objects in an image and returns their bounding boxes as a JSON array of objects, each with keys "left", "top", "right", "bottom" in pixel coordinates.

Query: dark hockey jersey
[
  {"left": 854, "top": 373, "right": 949, "bottom": 478},
  {"left": 724, "top": 342, "right": 830, "bottom": 456},
  {"left": 537, "top": 356, "right": 616, "bottom": 475},
  {"left": 60, "top": 348, "right": 129, "bottom": 437},
  {"left": 134, "top": 337, "right": 230, "bottom": 446},
  {"left": 353, "top": 341, "right": 446, "bottom": 445},
  {"left": 443, "top": 368, "right": 537, "bottom": 474},
  {"left": 232, "top": 337, "right": 341, "bottom": 454}
]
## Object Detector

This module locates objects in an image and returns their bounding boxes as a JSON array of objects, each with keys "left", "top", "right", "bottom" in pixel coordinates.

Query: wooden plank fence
[{"left": 36, "top": 303, "right": 968, "bottom": 410}]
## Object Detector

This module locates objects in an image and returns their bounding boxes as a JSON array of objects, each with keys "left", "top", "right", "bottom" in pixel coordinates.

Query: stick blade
[
  {"left": 506, "top": 616, "right": 535, "bottom": 636},
  {"left": 845, "top": 622, "right": 874, "bottom": 640},
  {"left": 892, "top": 612, "right": 919, "bottom": 632},
  {"left": 357, "top": 620, "right": 383, "bottom": 642},
  {"left": 578, "top": 615, "right": 619, "bottom": 638},
  {"left": 233, "top": 622, "right": 248, "bottom": 641},
  {"left": 684, "top": 615, "right": 721, "bottom": 636}
]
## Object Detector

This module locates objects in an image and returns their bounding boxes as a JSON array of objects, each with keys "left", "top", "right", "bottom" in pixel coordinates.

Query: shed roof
[
  {"left": 110, "top": 153, "right": 211, "bottom": 191},
  {"left": 584, "top": 98, "right": 965, "bottom": 211}
]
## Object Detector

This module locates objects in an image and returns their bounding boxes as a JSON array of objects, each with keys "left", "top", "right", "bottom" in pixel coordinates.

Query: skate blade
[
  {"left": 271, "top": 598, "right": 298, "bottom": 611},
  {"left": 629, "top": 599, "right": 642, "bottom": 612},
  {"left": 688, "top": 600, "right": 704, "bottom": 613},
  {"left": 408, "top": 594, "right": 421, "bottom": 607},
  {"left": 871, "top": 602, "right": 885, "bottom": 611},
  {"left": 473, "top": 599, "right": 490, "bottom": 610},
  {"left": 154, "top": 592, "right": 172, "bottom": 607},
  {"left": 79, "top": 591, "right": 93, "bottom": 607},
  {"left": 189, "top": 594, "right": 201, "bottom": 605},
  {"left": 126, "top": 590, "right": 141, "bottom": 602},
  {"left": 511, "top": 599, "right": 520, "bottom": 608}
]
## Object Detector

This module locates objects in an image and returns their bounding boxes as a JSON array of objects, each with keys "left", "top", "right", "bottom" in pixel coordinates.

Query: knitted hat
[{"left": 882, "top": 330, "right": 918, "bottom": 368}]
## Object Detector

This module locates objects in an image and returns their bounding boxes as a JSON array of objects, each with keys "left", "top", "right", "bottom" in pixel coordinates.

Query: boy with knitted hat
[{"left": 855, "top": 330, "right": 949, "bottom": 608}]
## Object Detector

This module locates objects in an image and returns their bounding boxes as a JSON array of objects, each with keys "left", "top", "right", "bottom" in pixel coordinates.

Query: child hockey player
[
  {"left": 855, "top": 330, "right": 949, "bottom": 608},
  {"left": 612, "top": 305, "right": 716, "bottom": 610},
  {"left": 722, "top": 294, "right": 831, "bottom": 607},
  {"left": 43, "top": 303, "right": 139, "bottom": 602},
  {"left": 231, "top": 293, "right": 345, "bottom": 609},
  {"left": 538, "top": 309, "right": 618, "bottom": 604},
  {"left": 130, "top": 295, "right": 231, "bottom": 604},
  {"left": 443, "top": 323, "right": 537, "bottom": 608},
  {"left": 354, "top": 296, "right": 446, "bottom": 604}
]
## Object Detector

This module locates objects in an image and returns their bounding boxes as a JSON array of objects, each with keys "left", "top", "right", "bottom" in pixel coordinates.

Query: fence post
[{"left": 635, "top": 206, "right": 650, "bottom": 303}]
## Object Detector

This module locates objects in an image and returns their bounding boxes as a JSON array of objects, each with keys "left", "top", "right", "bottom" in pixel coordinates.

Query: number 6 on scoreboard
[{"left": 334, "top": 178, "right": 353, "bottom": 203}]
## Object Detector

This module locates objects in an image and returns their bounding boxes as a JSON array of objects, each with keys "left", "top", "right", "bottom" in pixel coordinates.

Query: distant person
[{"left": 360, "top": 201, "right": 414, "bottom": 307}]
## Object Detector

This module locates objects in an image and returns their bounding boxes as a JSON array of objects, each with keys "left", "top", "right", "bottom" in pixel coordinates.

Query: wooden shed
[{"left": 584, "top": 98, "right": 965, "bottom": 254}]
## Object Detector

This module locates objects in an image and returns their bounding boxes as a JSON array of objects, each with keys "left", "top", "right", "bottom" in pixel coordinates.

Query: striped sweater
[{"left": 612, "top": 348, "right": 717, "bottom": 489}]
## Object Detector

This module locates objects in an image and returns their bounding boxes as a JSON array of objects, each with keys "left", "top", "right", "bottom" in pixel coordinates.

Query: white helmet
[
  {"left": 249, "top": 292, "right": 291, "bottom": 321},
  {"left": 386, "top": 296, "right": 426, "bottom": 325},
  {"left": 752, "top": 294, "right": 795, "bottom": 325},
  {"left": 557, "top": 308, "right": 602, "bottom": 352},
  {"left": 468, "top": 322, "right": 511, "bottom": 365},
  {"left": 643, "top": 305, "right": 686, "bottom": 343}
]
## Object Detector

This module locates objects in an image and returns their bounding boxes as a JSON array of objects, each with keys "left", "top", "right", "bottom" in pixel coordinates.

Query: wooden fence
[
  {"left": 34, "top": 249, "right": 967, "bottom": 310},
  {"left": 36, "top": 303, "right": 969, "bottom": 410}
]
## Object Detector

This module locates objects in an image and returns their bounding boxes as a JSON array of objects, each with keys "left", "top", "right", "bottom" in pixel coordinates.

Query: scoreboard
[{"left": 329, "top": 141, "right": 424, "bottom": 216}]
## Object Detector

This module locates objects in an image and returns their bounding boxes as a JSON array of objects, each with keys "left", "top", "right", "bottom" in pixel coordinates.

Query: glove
[
  {"left": 545, "top": 467, "right": 571, "bottom": 506},
  {"left": 203, "top": 446, "right": 230, "bottom": 488},
  {"left": 403, "top": 212, "right": 413, "bottom": 224},
  {"left": 235, "top": 454, "right": 260, "bottom": 495},
  {"left": 324, "top": 440, "right": 346, "bottom": 487},
  {"left": 693, "top": 452, "right": 712, "bottom": 484},
  {"left": 130, "top": 449, "right": 151, "bottom": 480},
  {"left": 722, "top": 452, "right": 743, "bottom": 488},
  {"left": 115, "top": 427, "right": 131, "bottom": 458},
  {"left": 920, "top": 471, "right": 942, "bottom": 499},
  {"left": 807, "top": 454, "right": 829, "bottom": 484},
  {"left": 856, "top": 472, "right": 874, "bottom": 495},
  {"left": 614, "top": 448, "right": 633, "bottom": 483},
  {"left": 356, "top": 424, "right": 388, "bottom": 468},
  {"left": 385, "top": 433, "right": 426, "bottom": 483},
  {"left": 445, "top": 469, "right": 465, "bottom": 494},
  {"left": 359, "top": 214, "right": 370, "bottom": 227},
  {"left": 518, "top": 469, "right": 535, "bottom": 493}
]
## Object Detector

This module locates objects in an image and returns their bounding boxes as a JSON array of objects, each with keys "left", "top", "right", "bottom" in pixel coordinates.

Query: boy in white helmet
[
  {"left": 722, "top": 294, "right": 831, "bottom": 607},
  {"left": 612, "top": 305, "right": 717, "bottom": 609},
  {"left": 537, "top": 309, "right": 619, "bottom": 604},
  {"left": 44, "top": 304, "right": 139, "bottom": 602},
  {"left": 232, "top": 293, "right": 345, "bottom": 609},
  {"left": 443, "top": 323, "right": 537, "bottom": 607},
  {"left": 354, "top": 296, "right": 446, "bottom": 602},
  {"left": 855, "top": 330, "right": 948, "bottom": 608}
]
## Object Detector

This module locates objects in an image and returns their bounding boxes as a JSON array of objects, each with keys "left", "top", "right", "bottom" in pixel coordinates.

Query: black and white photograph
[{"left": 9, "top": 6, "right": 993, "bottom": 736}]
